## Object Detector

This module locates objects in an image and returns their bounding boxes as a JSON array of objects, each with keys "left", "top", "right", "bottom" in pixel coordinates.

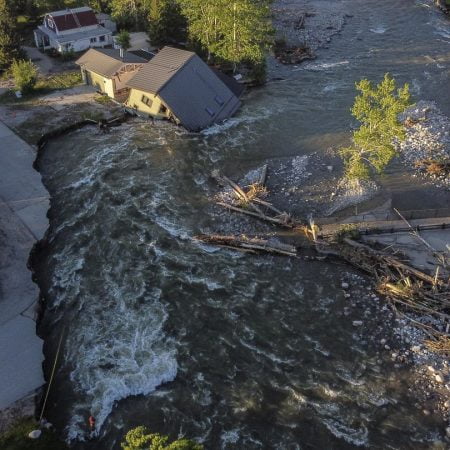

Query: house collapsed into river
[{"left": 76, "top": 46, "right": 244, "bottom": 131}]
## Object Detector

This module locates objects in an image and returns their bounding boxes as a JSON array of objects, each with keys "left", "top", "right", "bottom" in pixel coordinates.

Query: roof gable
[{"left": 76, "top": 48, "right": 147, "bottom": 78}]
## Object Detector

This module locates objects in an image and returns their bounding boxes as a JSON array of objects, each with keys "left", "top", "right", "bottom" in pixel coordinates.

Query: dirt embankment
[{"left": 0, "top": 86, "right": 122, "bottom": 145}]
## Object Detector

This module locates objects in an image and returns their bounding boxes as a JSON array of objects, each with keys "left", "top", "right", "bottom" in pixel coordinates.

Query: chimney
[{"left": 120, "top": 47, "right": 124, "bottom": 59}]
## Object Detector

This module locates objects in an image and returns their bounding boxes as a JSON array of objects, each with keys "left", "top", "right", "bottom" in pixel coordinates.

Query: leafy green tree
[
  {"left": 110, "top": 0, "right": 151, "bottom": 29},
  {"left": 121, "top": 426, "right": 203, "bottom": 450},
  {"left": 179, "top": 0, "right": 273, "bottom": 70},
  {"left": 340, "top": 73, "right": 412, "bottom": 179},
  {"left": 11, "top": 59, "right": 38, "bottom": 93},
  {"left": 213, "top": 0, "right": 273, "bottom": 70},
  {"left": 116, "top": 29, "right": 131, "bottom": 51},
  {"left": 148, "top": 0, "right": 186, "bottom": 46},
  {"left": 0, "top": 0, "right": 22, "bottom": 71}
]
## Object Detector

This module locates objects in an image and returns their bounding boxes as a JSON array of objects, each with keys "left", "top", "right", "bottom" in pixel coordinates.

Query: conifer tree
[
  {"left": 0, "top": 0, "right": 22, "bottom": 71},
  {"left": 148, "top": 0, "right": 186, "bottom": 46}
]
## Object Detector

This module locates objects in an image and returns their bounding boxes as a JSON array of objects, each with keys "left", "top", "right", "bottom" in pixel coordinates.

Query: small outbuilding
[
  {"left": 124, "top": 46, "right": 242, "bottom": 131},
  {"left": 76, "top": 48, "right": 149, "bottom": 100}
]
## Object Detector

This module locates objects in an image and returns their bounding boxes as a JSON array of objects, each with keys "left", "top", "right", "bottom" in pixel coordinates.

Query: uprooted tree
[{"left": 340, "top": 73, "right": 413, "bottom": 179}]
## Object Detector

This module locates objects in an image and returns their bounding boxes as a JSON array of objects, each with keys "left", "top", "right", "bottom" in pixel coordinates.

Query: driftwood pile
[
  {"left": 212, "top": 167, "right": 304, "bottom": 230},
  {"left": 275, "top": 45, "right": 315, "bottom": 65},
  {"left": 335, "top": 237, "right": 449, "bottom": 339},
  {"left": 203, "top": 169, "right": 450, "bottom": 344},
  {"left": 415, "top": 159, "right": 450, "bottom": 178}
]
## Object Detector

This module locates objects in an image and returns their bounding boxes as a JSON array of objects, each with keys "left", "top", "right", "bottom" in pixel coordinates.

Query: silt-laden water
[{"left": 35, "top": 1, "right": 450, "bottom": 448}]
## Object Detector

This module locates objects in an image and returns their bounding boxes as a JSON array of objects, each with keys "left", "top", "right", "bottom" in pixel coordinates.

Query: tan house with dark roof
[
  {"left": 76, "top": 48, "right": 148, "bottom": 100},
  {"left": 34, "top": 7, "right": 113, "bottom": 53},
  {"left": 124, "top": 46, "right": 242, "bottom": 131}
]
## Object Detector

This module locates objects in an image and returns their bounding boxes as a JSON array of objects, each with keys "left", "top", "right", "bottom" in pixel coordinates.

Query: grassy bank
[
  {"left": 0, "top": 418, "right": 68, "bottom": 450},
  {"left": 0, "top": 71, "right": 82, "bottom": 104}
]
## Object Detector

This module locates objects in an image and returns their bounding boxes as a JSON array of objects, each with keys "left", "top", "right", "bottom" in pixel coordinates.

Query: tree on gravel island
[
  {"left": 0, "top": 0, "right": 22, "bottom": 71},
  {"left": 340, "top": 73, "right": 412, "bottom": 180},
  {"left": 121, "top": 426, "right": 203, "bottom": 450}
]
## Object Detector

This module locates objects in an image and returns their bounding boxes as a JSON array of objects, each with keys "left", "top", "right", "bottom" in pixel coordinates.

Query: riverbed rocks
[
  {"left": 397, "top": 100, "right": 450, "bottom": 189},
  {"left": 273, "top": 0, "right": 346, "bottom": 51}
]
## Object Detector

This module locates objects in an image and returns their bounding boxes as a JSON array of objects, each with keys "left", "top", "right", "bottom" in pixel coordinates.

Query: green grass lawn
[
  {"left": 0, "top": 418, "right": 68, "bottom": 450},
  {"left": 0, "top": 71, "right": 83, "bottom": 104}
]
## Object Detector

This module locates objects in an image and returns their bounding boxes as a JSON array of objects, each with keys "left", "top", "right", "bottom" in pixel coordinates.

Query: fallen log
[
  {"left": 195, "top": 234, "right": 298, "bottom": 256},
  {"left": 258, "top": 164, "right": 268, "bottom": 186},
  {"left": 217, "top": 201, "right": 297, "bottom": 228}
]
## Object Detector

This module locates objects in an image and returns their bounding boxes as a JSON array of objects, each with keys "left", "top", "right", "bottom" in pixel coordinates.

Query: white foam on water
[
  {"left": 201, "top": 105, "right": 278, "bottom": 136},
  {"left": 220, "top": 429, "right": 240, "bottom": 447},
  {"left": 62, "top": 281, "right": 177, "bottom": 442},
  {"left": 322, "top": 83, "right": 340, "bottom": 93},
  {"left": 322, "top": 418, "right": 369, "bottom": 447},
  {"left": 295, "top": 60, "right": 350, "bottom": 72},
  {"left": 369, "top": 25, "right": 387, "bottom": 34},
  {"left": 238, "top": 338, "right": 296, "bottom": 365}
]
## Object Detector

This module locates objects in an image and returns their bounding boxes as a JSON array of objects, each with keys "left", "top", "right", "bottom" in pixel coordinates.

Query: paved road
[{"left": 0, "top": 121, "right": 48, "bottom": 409}]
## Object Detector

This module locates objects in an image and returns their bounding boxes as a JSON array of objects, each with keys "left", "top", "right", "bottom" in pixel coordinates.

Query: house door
[{"left": 84, "top": 70, "right": 92, "bottom": 85}]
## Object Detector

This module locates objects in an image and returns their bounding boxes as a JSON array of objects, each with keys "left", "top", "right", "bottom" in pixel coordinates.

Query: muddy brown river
[{"left": 34, "top": 1, "right": 450, "bottom": 448}]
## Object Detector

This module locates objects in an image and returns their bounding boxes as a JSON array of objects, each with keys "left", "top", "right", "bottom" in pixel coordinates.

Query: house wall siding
[
  {"left": 125, "top": 89, "right": 170, "bottom": 119},
  {"left": 86, "top": 70, "right": 115, "bottom": 97},
  {"left": 60, "top": 34, "right": 111, "bottom": 53}
]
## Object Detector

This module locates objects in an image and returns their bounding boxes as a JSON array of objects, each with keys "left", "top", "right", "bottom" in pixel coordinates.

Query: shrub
[
  {"left": 121, "top": 426, "right": 203, "bottom": 450},
  {"left": 116, "top": 30, "right": 131, "bottom": 51},
  {"left": 0, "top": 418, "right": 68, "bottom": 450},
  {"left": 11, "top": 59, "right": 37, "bottom": 93}
]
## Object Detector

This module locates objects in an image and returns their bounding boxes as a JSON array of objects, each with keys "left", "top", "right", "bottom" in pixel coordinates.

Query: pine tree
[
  {"left": 340, "top": 73, "right": 412, "bottom": 179},
  {"left": 148, "top": 0, "right": 186, "bottom": 46},
  {"left": 0, "top": 0, "right": 22, "bottom": 71}
]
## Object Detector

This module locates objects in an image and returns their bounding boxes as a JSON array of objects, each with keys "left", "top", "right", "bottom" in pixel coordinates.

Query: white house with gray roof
[
  {"left": 34, "top": 6, "right": 113, "bottom": 53},
  {"left": 124, "top": 46, "right": 243, "bottom": 131}
]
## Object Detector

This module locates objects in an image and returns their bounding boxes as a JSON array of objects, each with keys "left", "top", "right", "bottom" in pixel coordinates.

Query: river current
[{"left": 35, "top": 1, "right": 450, "bottom": 448}]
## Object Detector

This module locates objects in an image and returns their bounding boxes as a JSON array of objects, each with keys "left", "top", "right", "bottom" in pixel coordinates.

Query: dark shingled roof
[
  {"left": 126, "top": 47, "right": 242, "bottom": 131},
  {"left": 129, "top": 50, "right": 155, "bottom": 62},
  {"left": 126, "top": 46, "right": 195, "bottom": 94},
  {"left": 50, "top": 7, "right": 98, "bottom": 32},
  {"left": 76, "top": 48, "right": 147, "bottom": 78}
]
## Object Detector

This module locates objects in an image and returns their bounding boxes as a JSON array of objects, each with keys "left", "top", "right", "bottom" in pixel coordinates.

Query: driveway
[{"left": 23, "top": 46, "right": 55, "bottom": 75}]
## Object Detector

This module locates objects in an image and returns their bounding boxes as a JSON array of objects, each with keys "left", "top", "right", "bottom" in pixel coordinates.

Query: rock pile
[{"left": 397, "top": 100, "right": 450, "bottom": 189}]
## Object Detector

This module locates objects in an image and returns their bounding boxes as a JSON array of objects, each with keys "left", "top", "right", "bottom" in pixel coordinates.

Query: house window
[
  {"left": 214, "top": 95, "right": 224, "bottom": 106},
  {"left": 47, "top": 17, "right": 55, "bottom": 29},
  {"left": 205, "top": 107, "right": 215, "bottom": 117},
  {"left": 141, "top": 95, "right": 153, "bottom": 107},
  {"left": 90, "top": 37, "right": 97, "bottom": 43},
  {"left": 99, "top": 35, "right": 105, "bottom": 42},
  {"left": 159, "top": 104, "right": 167, "bottom": 114}
]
